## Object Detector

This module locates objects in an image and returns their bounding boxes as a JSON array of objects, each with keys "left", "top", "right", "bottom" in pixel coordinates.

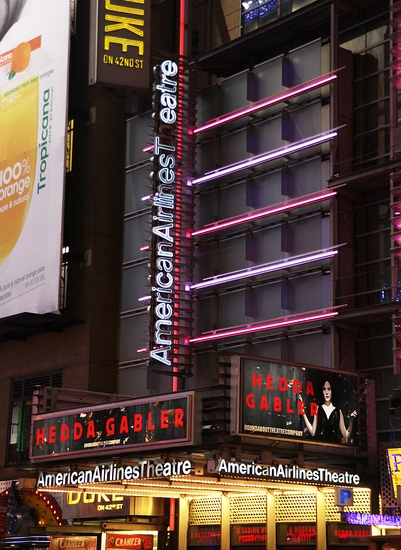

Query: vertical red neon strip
[
  {"left": 169, "top": 0, "right": 187, "bottom": 530},
  {"left": 171, "top": 0, "right": 187, "bottom": 394}
]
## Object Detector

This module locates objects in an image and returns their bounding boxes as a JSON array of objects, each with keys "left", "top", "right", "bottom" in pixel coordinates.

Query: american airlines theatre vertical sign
[{"left": 148, "top": 59, "right": 195, "bottom": 375}]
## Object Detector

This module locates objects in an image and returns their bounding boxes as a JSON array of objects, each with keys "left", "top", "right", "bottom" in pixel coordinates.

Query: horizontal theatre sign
[{"left": 31, "top": 391, "right": 199, "bottom": 461}]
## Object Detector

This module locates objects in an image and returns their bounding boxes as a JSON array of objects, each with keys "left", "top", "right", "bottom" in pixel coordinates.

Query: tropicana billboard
[{"left": 0, "top": 0, "right": 70, "bottom": 318}]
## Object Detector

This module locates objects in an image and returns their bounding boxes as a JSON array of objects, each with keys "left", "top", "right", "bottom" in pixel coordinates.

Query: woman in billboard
[{"left": 299, "top": 379, "right": 357, "bottom": 444}]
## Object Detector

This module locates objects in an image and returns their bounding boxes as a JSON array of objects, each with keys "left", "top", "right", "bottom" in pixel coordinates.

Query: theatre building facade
[{"left": 3, "top": 356, "right": 383, "bottom": 550}]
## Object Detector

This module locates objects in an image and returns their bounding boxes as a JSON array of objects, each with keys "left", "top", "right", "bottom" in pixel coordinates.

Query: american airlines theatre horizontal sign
[
  {"left": 237, "top": 358, "right": 359, "bottom": 447},
  {"left": 30, "top": 391, "right": 200, "bottom": 461}
]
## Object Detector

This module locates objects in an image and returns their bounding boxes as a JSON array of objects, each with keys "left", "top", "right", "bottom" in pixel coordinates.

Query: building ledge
[{"left": 0, "top": 313, "right": 84, "bottom": 343}]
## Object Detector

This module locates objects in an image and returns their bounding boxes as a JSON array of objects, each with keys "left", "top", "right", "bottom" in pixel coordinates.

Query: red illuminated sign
[
  {"left": 188, "top": 526, "right": 221, "bottom": 547},
  {"left": 239, "top": 358, "right": 359, "bottom": 446},
  {"left": 231, "top": 525, "right": 266, "bottom": 545},
  {"left": 327, "top": 523, "right": 371, "bottom": 545},
  {"left": 31, "top": 392, "right": 197, "bottom": 461},
  {"left": 50, "top": 537, "right": 97, "bottom": 550},
  {"left": 277, "top": 523, "right": 316, "bottom": 545},
  {"left": 106, "top": 534, "right": 153, "bottom": 549}
]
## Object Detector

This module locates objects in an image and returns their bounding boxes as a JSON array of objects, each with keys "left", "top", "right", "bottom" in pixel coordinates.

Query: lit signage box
[
  {"left": 37, "top": 459, "right": 193, "bottom": 488},
  {"left": 31, "top": 391, "right": 200, "bottom": 461},
  {"left": 387, "top": 447, "right": 401, "bottom": 498},
  {"left": 149, "top": 59, "right": 179, "bottom": 370},
  {"left": 106, "top": 534, "right": 154, "bottom": 550},
  {"left": 326, "top": 523, "right": 371, "bottom": 545},
  {"left": 50, "top": 537, "right": 97, "bottom": 550},
  {"left": 277, "top": 524, "right": 316, "bottom": 545},
  {"left": 188, "top": 526, "right": 221, "bottom": 547},
  {"left": 237, "top": 358, "right": 359, "bottom": 447},
  {"left": 343, "top": 512, "right": 401, "bottom": 528},
  {"left": 213, "top": 458, "right": 361, "bottom": 486},
  {"left": 231, "top": 525, "right": 266, "bottom": 546},
  {"left": 62, "top": 492, "right": 132, "bottom": 520},
  {"left": 89, "top": 0, "right": 150, "bottom": 89}
]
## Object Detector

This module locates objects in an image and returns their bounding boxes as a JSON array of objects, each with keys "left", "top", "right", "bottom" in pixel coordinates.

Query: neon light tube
[
  {"left": 191, "top": 72, "right": 338, "bottom": 135},
  {"left": 138, "top": 295, "right": 151, "bottom": 302},
  {"left": 189, "top": 248, "right": 338, "bottom": 290},
  {"left": 192, "top": 188, "right": 339, "bottom": 236},
  {"left": 189, "top": 131, "right": 337, "bottom": 186},
  {"left": 189, "top": 309, "right": 338, "bottom": 344},
  {"left": 143, "top": 144, "right": 153, "bottom": 153}
]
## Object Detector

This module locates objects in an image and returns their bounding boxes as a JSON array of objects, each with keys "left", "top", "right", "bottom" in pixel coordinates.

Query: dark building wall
[{"left": 0, "top": 1, "right": 126, "bottom": 470}]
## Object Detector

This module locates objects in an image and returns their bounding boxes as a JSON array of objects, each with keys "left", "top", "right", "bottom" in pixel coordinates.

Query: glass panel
[
  {"left": 354, "top": 72, "right": 389, "bottom": 104},
  {"left": 253, "top": 56, "right": 284, "bottom": 101},
  {"left": 7, "top": 400, "right": 31, "bottom": 464},
  {"left": 218, "top": 289, "right": 245, "bottom": 327},
  {"left": 252, "top": 281, "right": 282, "bottom": 320},
  {"left": 126, "top": 112, "right": 152, "bottom": 167},
  {"left": 288, "top": 332, "right": 324, "bottom": 366},
  {"left": 119, "top": 313, "right": 149, "bottom": 363},
  {"left": 253, "top": 117, "right": 284, "bottom": 155},
  {"left": 194, "top": 295, "right": 213, "bottom": 334},
  {"left": 125, "top": 166, "right": 151, "bottom": 216},
  {"left": 218, "top": 235, "right": 247, "bottom": 272},
  {"left": 288, "top": 216, "right": 323, "bottom": 255},
  {"left": 252, "top": 226, "right": 282, "bottom": 264},
  {"left": 219, "top": 181, "right": 247, "bottom": 219},
  {"left": 354, "top": 99, "right": 389, "bottom": 135},
  {"left": 221, "top": 71, "right": 248, "bottom": 114},
  {"left": 289, "top": 273, "right": 323, "bottom": 313},
  {"left": 123, "top": 213, "right": 150, "bottom": 264},
  {"left": 121, "top": 263, "right": 149, "bottom": 313},
  {"left": 119, "top": 365, "right": 150, "bottom": 397}
]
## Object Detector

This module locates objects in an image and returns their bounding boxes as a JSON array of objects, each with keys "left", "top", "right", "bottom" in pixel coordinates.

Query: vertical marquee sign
[{"left": 148, "top": 58, "right": 195, "bottom": 380}]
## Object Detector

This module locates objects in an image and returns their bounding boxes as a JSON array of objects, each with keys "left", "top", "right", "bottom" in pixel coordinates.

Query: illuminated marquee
[
  {"left": 37, "top": 459, "right": 192, "bottom": 488},
  {"left": 214, "top": 459, "right": 361, "bottom": 486},
  {"left": 89, "top": 0, "right": 150, "bottom": 89},
  {"left": 238, "top": 358, "right": 359, "bottom": 447},
  {"left": 31, "top": 392, "right": 197, "bottom": 461}
]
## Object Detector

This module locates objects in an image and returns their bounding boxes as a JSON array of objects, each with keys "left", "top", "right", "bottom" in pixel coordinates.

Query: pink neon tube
[
  {"left": 191, "top": 72, "right": 338, "bottom": 135},
  {"left": 192, "top": 188, "right": 339, "bottom": 236},
  {"left": 190, "top": 131, "right": 338, "bottom": 186},
  {"left": 189, "top": 310, "right": 338, "bottom": 344},
  {"left": 190, "top": 248, "right": 338, "bottom": 290}
]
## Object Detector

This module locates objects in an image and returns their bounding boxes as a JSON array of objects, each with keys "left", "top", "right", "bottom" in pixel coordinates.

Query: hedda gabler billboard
[
  {"left": 238, "top": 358, "right": 358, "bottom": 446},
  {"left": 0, "top": 0, "right": 70, "bottom": 318}
]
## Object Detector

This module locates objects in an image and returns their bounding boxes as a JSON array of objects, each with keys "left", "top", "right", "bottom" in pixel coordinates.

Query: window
[
  {"left": 354, "top": 188, "right": 391, "bottom": 307},
  {"left": 7, "top": 371, "right": 62, "bottom": 464},
  {"left": 242, "top": 0, "right": 317, "bottom": 35}
]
